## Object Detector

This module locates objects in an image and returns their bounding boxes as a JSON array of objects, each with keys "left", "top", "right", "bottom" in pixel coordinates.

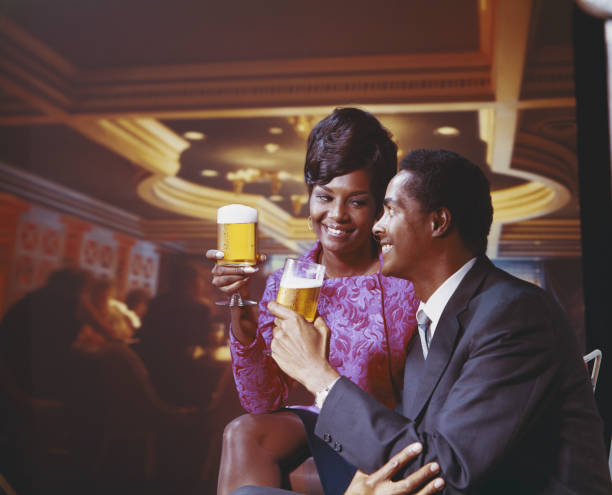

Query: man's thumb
[{"left": 313, "top": 316, "right": 330, "bottom": 339}]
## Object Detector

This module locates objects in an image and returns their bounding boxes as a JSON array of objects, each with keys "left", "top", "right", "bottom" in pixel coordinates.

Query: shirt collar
[{"left": 417, "top": 257, "right": 477, "bottom": 338}]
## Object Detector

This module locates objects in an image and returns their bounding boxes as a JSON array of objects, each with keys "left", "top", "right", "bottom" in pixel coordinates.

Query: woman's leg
[{"left": 217, "top": 411, "right": 310, "bottom": 495}]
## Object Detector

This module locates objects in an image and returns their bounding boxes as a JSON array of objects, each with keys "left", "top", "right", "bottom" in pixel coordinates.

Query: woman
[{"left": 208, "top": 108, "right": 419, "bottom": 495}]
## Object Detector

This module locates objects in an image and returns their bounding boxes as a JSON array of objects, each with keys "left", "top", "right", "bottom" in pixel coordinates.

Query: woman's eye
[
  {"left": 316, "top": 195, "right": 332, "bottom": 202},
  {"left": 350, "top": 200, "right": 367, "bottom": 207}
]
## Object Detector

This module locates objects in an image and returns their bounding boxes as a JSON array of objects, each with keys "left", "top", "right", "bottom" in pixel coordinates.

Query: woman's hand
[
  {"left": 206, "top": 250, "right": 266, "bottom": 300},
  {"left": 344, "top": 443, "right": 444, "bottom": 495},
  {"left": 206, "top": 250, "right": 266, "bottom": 345}
]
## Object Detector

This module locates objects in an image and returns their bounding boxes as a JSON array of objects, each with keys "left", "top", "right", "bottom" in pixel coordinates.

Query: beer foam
[
  {"left": 280, "top": 274, "right": 323, "bottom": 289},
  {"left": 217, "top": 204, "right": 258, "bottom": 224}
]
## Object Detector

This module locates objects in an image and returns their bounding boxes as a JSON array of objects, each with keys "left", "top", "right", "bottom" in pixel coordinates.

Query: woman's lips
[{"left": 324, "top": 225, "right": 353, "bottom": 238}]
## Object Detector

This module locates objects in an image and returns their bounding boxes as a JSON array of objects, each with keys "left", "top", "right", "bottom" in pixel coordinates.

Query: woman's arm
[{"left": 229, "top": 273, "right": 292, "bottom": 413}]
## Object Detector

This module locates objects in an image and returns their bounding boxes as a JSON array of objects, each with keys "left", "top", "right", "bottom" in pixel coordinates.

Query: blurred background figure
[
  {"left": 0, "top": 267, "right": 121, "bottom": 398},
  {"left": 123, "top": 288, "right": 151, "bottom": 331},
  {"left": 74, "top": 277, "right": 135, "bottom": 350},
  {"left": 135, "top": 261, "right": 213, "bottom": 408}
]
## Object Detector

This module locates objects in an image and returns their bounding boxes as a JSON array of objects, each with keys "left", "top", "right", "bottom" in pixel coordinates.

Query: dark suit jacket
[{"left": 315, "top": 257, "right": 612, "bottom": 494}]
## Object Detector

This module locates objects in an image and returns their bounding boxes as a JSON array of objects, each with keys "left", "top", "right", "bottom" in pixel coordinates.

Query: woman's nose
[{"left": 329, "top": 201, "right": 346, "bottom": 220}]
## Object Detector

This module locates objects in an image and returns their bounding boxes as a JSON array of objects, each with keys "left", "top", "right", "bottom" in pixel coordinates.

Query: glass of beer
[
  {"left": 276, "top": 258, "right": 325, "bottom": 322},
  {"left": 216, "top": 204, "right": 259, "bottom": 307}
]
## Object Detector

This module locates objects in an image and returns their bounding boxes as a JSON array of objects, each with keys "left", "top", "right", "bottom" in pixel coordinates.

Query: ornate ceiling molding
[
  {"left": 137, "top": 174, "right": 315, "bottom": 252},
  {"left": 70, "top": 117, "right": 186, "bottom": 175}
]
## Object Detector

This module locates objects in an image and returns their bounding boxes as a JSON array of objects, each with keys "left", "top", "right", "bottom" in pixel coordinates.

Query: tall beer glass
[
  {"left": 276, "top": 258, "right": 325, "bottom": 322},
  {"left": 216, "top": 204, "right": 258, "bottom": 307}
]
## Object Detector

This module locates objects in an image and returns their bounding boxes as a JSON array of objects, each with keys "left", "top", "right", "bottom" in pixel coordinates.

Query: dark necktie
[{"left": 417, "top": 312, "right": 432, "bottom": 357}]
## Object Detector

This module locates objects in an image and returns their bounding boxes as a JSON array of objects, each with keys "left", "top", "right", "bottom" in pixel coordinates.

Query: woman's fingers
[
  {"left": 211, "top": 265, "right": 259, "bottom": 292},
  {"left": 391, "top": 462, "right": 442, "bottom": 495},
  {"left": 414, "top": 476, "right": 445, "bottom": 495},
  {"left": 212, "top": 264, "right": 258, "bottom": 276},
  {"left": 206, "top": 249, "right": 267, "bottom": 265},
  {"left": 213, "top": 277, "right": 254, "bottom": 296},
  {"left": 205, "top": 249, "right": 224, "bottom": 260},
  {"left": 367, "top": 443, "right": 423, "bottom": 485}
]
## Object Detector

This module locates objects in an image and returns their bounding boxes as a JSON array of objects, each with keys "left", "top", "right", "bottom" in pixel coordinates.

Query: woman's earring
[{"left": 307, "top": 216, "right": 313, "bottom": 231}]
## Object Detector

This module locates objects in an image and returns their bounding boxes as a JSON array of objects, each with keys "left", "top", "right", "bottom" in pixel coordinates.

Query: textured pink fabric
[{"left": 230, "top": 242, "right": 419, "bottom": 414}]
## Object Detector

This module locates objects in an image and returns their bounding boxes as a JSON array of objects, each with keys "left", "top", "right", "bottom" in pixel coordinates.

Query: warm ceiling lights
[
  {"left": 183, "top": 131, "right": 206, "bottom": 140},
  {"left": 268, "top": 127, "right": 283, "bottom": 135},
  {"left": 201, "top": 169, "right": 219, "bottom": 177},
  {"left": 264, "top": 143, "right": 280, "bottom": 153},
  {"left": 434, "top": 126, "right": 460, "bottom": 136},
  {"left": 269, "top": 195, "right": 284, "bottom": 202}
]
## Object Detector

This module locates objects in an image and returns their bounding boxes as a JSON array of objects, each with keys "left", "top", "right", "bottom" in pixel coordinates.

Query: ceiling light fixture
[
  {"left": 264, "top": 143, "right": 280, "bottom": 153},
  {"left": 268, "top": 127, "right": 283, "bottom": 135},
  {"left": 183, "top": 131, "right": 206, "bottom": 140},
  {"left": 434, "top": 126, "right": 460, "bottom": 136},
  {"left": 269, "top": 195, "right": 284, "bottom": 202},
  {"left": 201, "top": 169, "right": 219, "bottom": 177}
]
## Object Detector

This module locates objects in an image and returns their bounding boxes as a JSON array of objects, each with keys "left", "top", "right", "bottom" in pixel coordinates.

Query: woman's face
[{"left": 309, "top": 169, "right": 378, "bottom": 257}]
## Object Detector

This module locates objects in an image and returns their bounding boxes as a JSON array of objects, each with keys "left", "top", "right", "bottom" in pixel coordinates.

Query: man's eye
[{"left": 316, "top": 195, "right": 332, "bottom": 201}]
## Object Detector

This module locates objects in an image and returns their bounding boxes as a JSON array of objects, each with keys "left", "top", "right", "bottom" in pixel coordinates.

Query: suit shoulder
[
  {"left": 480, "top": 265, "right": 552, "bottom": 306},
  {"left": 465, "top": 266, "right": 567, "bottom": 338}
]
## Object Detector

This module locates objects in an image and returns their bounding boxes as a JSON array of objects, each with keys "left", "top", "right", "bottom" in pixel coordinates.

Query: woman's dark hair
[
  {"left": 399, "top": 149, "right": 493, "bottom": 256},
  {"left": 304, "top": 107, "right": 397, "bottom": 214}
]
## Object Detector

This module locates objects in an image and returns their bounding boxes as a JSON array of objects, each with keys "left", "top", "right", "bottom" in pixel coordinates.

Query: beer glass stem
[{"left": 215, "top": 292, "right": 257, "bottom": 307}]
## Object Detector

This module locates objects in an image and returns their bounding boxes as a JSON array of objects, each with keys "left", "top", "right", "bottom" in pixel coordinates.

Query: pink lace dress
[{"left": 230, "top": 242, "right": 419, "bottom": 414}]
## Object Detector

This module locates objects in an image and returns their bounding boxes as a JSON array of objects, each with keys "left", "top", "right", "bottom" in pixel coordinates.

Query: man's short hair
[{"left": 399, "top": 149, "right": 493, "bottom": 255}]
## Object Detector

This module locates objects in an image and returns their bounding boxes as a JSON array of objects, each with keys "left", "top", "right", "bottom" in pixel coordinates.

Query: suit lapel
[{"left": 406, "top": 256, "right": 494, "bottom": 420}]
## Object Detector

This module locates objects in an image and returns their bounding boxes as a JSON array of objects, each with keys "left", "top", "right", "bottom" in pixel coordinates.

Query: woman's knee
[
  {"left": 222, "top": 413, "right": 265, "bottom": 448},
  {"left": 222, "top": 412, "right": 305, "bottom": 452}
]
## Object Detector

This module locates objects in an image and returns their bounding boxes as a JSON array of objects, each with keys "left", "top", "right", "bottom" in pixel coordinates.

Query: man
[{"left": 264, "top": 149, "right": 611, "bottom": 494}]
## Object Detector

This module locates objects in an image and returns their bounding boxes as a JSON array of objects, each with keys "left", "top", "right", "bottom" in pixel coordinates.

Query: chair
[{"left": 583, "top": 349, "right": 602, "bottom": 392}]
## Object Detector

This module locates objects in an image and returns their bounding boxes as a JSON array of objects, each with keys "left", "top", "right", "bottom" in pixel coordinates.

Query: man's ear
[{"left": 431, "top": 208, "right": 451, "bottom": 237}]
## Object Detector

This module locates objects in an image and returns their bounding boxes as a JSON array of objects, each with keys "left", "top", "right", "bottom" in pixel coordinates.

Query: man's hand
[
  {"left": 268, "top": 301, "right": 339, "bottom": 394},
  {"left": 345, "top": 443, "right": 444, "bottom": 495}
]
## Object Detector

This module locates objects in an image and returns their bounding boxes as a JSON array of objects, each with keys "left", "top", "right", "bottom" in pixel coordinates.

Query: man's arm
[
  {"left": 315, "top": 294, "right": 565, "bottom": 489},
  {"left": 270, "top": 295, "right": 570, "bottom": 492}
]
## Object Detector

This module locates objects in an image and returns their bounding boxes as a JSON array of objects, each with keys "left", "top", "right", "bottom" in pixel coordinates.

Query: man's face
[{"left": 372, "top": 171, "right": 431, "bottom": 280}]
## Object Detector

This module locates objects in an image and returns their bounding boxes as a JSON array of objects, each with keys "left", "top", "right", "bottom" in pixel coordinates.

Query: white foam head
[
  {"left": 217, "top": 204, "right": 258, "bottom": 224},
  {"left": 280, "top": 273, "right": 323, "bottom": 289}
]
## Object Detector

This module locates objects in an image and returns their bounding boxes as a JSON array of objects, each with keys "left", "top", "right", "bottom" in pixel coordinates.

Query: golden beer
[
  {"left": 217, "top": 204, "right": 258, "bottom": 266},
  {"left": 276, "top": 282, "right": 322, "bottom": 322},
  {"left": 276, "top": 258, "right": 325, "bottom": 322}
]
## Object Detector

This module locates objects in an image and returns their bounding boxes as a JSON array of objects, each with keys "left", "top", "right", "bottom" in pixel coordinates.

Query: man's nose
[{"left": 372, "top": 216, "right": 385, "bottom": 237}]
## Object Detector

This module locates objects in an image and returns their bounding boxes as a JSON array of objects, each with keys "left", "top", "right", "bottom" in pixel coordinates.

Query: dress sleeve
[{"left": 229, "top": 272, "right": 291, "bottom": 413}]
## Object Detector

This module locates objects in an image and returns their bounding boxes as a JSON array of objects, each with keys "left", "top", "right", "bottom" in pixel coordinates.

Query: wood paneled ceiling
[{"left": 0, "top": 0, "right": 581, "bottom": 258}]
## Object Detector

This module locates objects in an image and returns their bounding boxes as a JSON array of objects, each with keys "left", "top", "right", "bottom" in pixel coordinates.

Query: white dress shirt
[{"left": 417, "top": 258, "right": 477, "bottom": 358}]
